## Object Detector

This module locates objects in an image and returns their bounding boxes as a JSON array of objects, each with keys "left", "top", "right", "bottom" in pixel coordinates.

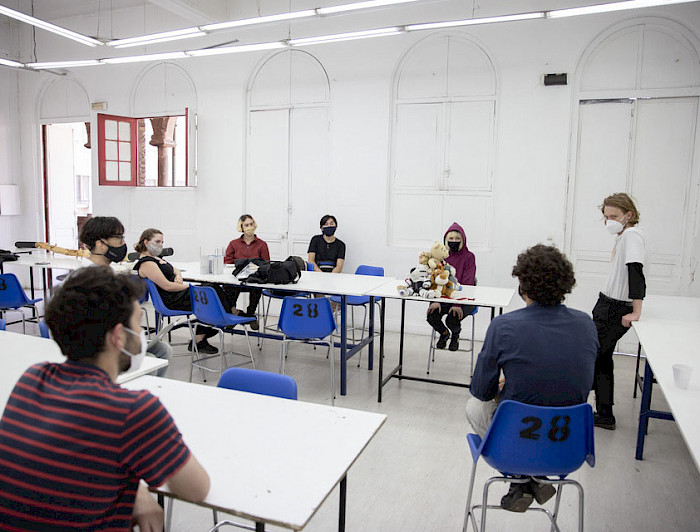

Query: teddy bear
[
  {"left": 418, "top": 241, "right": 450, "bottom": 271},
  {"left": 397, "top": 264, "right": 436, "bottom": 298},
  {"left": 430, "top": 266, "right": 460, "bottom": 299}
]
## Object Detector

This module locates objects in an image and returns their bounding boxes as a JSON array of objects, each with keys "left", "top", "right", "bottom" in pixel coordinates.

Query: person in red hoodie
[
  {"left": 222, "top": 214, "right": 270, "bottom": 330},
  {"left": 426, "top": 222, "right": 476, "bottom": 351}
]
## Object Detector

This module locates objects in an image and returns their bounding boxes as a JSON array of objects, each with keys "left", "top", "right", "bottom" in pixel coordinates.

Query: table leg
[
  {"left": 633, "top": 343, "right": 642, "bottom": 398},
  {"left": 340, "top": 295, "right": 347, "bottom": 396},
  {"left": 29, "top": 267, "right": 35, "bottom": 299},
  {"left": 378, "top": 298, "right": 385, "bottom": 403},
  {"left": 636, "top": 360, "right": 654, "bottom": 460},
  {"left": 338, "top": 475, "right": 347, "bottom": 532},
  {"left": 367, "top": 296, "right": 375, "bottom": 370},
  {"left": 398, "top": 299, "right": 405, "bottom": 376},
  {"left": 255, "top": 522, "right": 265, "bottom": 532}
]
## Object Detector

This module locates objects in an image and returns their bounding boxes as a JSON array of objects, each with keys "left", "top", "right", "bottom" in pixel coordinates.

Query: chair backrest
[
  {"left": 355, "top": 264, "right": 384, "bottom": 277},
  {"left": 0, "top": 273, "right": 34, "bottom": 308},
  {"left": 218, "top": 367, "right": 297, "bottom": 400},
  {"left": 189, "top": 285, "right": 231, "bottom": 328},
  {"left": 0, "top": 319, "right": 5, "bottom": 331},
  {"left": 475, "top": 400, "right": 595, "bottom": 477},
  {"left": 144, "top": 278, "right": 179, "bottom": 316},
  {"left": 278, "top": 297, "right": 336, "bottom": 340},
  {"left": 39, "top": 320, "right": 50, "bottom": 339}
]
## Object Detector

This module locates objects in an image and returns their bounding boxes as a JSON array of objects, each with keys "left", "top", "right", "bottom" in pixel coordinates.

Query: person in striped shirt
[{"left": 0, "top": 266, "right": 210, "bottom": 531}]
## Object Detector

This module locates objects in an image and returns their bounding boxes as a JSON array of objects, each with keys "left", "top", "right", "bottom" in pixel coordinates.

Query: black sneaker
[
  {"left": 448, "top": 335, "right": 460, "bottom": 351},
  {"left": 248, "top": 319, "right": 260, "bottom": 331},
  {"left": 500, "top": 483, "right": 533, "bottom": 513},
  {"left": 594, "top": 413, "right": 616, "bottom": 430},
  {"left": 195, "top": 339, "right": 218, "bottom": 355},
  {"left": 529, "top": 479, "right": 556, "bottom": 504},
  {"left": 436, "top": 331, "right": 450, "bottom": 349}
]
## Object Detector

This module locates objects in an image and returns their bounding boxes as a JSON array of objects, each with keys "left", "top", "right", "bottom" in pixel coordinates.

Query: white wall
[{"left": 2, "top": 2, "right": 700, "bottom": 336}]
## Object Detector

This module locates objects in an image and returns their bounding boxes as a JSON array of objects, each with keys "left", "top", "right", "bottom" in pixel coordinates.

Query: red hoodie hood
[{"left": 443, "top": 222, "right": 476, "bottom": 285}]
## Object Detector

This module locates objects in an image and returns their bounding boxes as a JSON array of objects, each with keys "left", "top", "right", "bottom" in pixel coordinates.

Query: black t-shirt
[
  {"left": 307, "top": 235, "right": 346, "bottom": 272},
  {"left": 134, "top": 256, "right": 191, "bottom": 311}
]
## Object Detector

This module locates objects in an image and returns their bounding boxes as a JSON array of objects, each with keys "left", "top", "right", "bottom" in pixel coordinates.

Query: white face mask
[
  {"left": 121, "top": 326, "right": 147, "bottom": 371},
  {"left": 605, "top": 219, "right": 625, "bottom": 235},
  {"left": 146, "top": 241, "right": 163, "bottom": 256}
]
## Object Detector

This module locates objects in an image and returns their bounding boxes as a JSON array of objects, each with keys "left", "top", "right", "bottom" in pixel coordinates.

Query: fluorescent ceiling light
[
  {"left": 289, "top": 27, "right": 403, "bottom": 46},
  {"left": 186, "top": 42, "right": 287, "bottom": 57},
  {"left": 103, "top": 51, "right": 187, "bottom": 64},
  {"left": 109, "top": 28, "right": 205, "bottom": 48},
  {"left": 317, "top": 0, "right": 422, "bottom": 15},
  {"left": 0, "top": 5, "right": 102, "bottom": 47},
  {"left": 0, "top": 57, "right": 24, "bottom": 68},
  {"left": 28, "top": 59, "right": 103, "bottom": 69},
  {"left": 547, "top": 0, "right": 696, "bottom": 18},
  {"left": 202, "top": 10, "right": 316, "bottom": 32},
  {"left": 406, "top": 12, "right": 544, "bottom": 31}
]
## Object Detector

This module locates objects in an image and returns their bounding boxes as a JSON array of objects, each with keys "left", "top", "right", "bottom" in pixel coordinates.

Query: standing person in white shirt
[{"left": 592, "top": 193, "right": 646, "bottom": 430}]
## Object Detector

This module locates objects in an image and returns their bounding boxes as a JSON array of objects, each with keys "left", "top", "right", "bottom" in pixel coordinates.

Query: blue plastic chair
[
  {"left": 144, "top": 279, "right": 196, "bottom": 347},
  {"left": 329, "top": 265, "right": 384, "bottom": 366},
  {"left": 189, "top": 285, "right": 256, "bottom": 381},
  {"left": 39, "top": 320, "right": 50, "bottom": 339},
  {"left": 0, "top": 273, "right": 42, "bottom": 334},
  {"left": 463, "top": 400, "right": 595, "bottom": 532},
  {"left": 278, "top": 296, "right": 337, "bottom": 404},
  {"left": 218, "top": 367, "right": 297, "bottom": 399},
  {"left": 0, "top": 318, "right": 5, "bottom": 331}
]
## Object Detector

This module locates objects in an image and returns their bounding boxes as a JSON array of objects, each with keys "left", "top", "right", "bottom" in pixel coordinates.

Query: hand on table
[{"left": 621, "top": 312, "right": 640, "bottom": 328}]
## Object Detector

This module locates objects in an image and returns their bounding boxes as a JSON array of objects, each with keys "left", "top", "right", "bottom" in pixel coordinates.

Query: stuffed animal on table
[
  {"left": 397, "top": 264, "right": 436, "bottom": 298},
  {"left": 430, "top": 265, "right": 460, "bottom": 299},
  {"left": 419, "top": 241, "right": 450, "bottom": 270}
]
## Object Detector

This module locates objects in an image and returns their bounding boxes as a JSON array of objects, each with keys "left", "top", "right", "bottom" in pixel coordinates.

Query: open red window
[{"left": 97, "top": 110, "right": 193, "bottom": 187}]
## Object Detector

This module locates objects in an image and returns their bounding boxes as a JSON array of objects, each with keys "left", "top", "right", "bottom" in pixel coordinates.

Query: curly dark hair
[
  {"left": 79, "top": 216, "right": 124, "bottom": 250},
  {"left": 511, "top": 244, "right": 576, "bottom": 306},
  {"left": 45, "top": 266, "right": 144, "bottom": 361}
]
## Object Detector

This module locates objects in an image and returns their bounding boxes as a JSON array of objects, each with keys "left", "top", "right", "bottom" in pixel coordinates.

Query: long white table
[
  {"left": 2, "top": 251, "right": 89, "bottom": 300},
  {"left": 174, "top": 262, "right": 389, "bottom": 396},
  {"left": 365, "top": 278, "right": 515, "bottom": 401},
  {"left": 0, "top": 330, "right": 168, "bottom": 406},
  {"left": 123, "top": 376, "right": 386, "bottom": 531},
  {"left": 632, "top": 296, "right": 700, "bottom": 467}
]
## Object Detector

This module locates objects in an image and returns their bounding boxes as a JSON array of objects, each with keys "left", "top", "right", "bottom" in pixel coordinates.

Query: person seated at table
[
  {"left": 308, "top": 214, "right": 345, "bottom": 273},
  {"left": 466, "top": 244, "right": 598, "bottom": 513},
  {"left": 222, "top": 214, "right": 270, "bottom": 330},
  {"left": 0, "top": 266, "right": 210, "bottom": 530},
  {"left": 426, "top": 222, "right": 476, "bottom": 351},
  {"left": 79, "top": 216, "right": 173, "bottom": 375},
  {"left": 133, "top": 228, "right": 219, "bottom": 355}
]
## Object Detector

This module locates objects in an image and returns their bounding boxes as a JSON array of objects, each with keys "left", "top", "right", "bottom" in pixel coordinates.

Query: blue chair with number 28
[{"left": 463, "top": 400, "right": 595, "bottom": 532}]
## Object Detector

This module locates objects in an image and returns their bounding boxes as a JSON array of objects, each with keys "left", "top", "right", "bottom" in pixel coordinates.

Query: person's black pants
[
  {"left": 592, "top": 293, "right": 633, "bottom": 416},
  {"left": 221, "top": 285, "right": 262, "bottom": 317},
  {"left": 426, "top": 302, "right": 475, "bottom": 336}
]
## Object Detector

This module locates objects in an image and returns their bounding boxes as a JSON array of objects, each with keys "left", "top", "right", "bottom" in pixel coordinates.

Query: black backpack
[{"left": 242, "top": 256, "right": 305, "bottom": 285}]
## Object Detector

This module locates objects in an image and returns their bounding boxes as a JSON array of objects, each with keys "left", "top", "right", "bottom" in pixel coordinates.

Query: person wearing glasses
[{"left": 79, "top": 217, "right": 173, "bottom": 375}]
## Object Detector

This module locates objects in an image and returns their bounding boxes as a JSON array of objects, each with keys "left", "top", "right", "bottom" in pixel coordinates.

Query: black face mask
[
  {"left": 100, "top": 241, "right": 127, "bottom": 263},
  {"left": 447, "top": 241, "right": 461, "bottom": 253},
  {"left": 322, "top": 226, "right": 337, "bottom": 236}
]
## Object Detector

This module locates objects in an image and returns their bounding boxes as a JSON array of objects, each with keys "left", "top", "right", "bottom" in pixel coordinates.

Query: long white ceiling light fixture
[
  {"left": 0, "top": 5, "right": 102, "bottom": 47},
  {"left": 0, "top": 0, "right": 697, "bottom": 71},
  {"left": 109, "top": 28, "right": 206, "bottom": 48}
]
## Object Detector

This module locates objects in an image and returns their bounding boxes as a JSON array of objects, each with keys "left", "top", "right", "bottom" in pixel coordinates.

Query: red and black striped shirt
[{"left": 0, "top": 361, "right": 190, "bottom": 531}]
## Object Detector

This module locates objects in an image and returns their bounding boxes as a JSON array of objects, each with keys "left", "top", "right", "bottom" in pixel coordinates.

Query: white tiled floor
[{"left": 7, "top": 314, "right": 700, "bottom": 531}]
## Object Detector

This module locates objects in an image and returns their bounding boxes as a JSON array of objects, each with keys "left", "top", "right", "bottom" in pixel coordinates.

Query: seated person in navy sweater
[
  {"left": 223, "top": 214, "right": 271, "bottom": 330},
  {"left": 467, "top": 244, "right": 598, "bottom": 513},
  {"left": 308, "top": 214, "right": 345, "bottom": 273},
  {"left": 0, "top": 266, "right": 210, "bottom": 530}
]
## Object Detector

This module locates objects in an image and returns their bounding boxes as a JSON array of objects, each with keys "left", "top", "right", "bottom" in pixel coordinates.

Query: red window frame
[{"left": 97, "top": 113, "right": 138, "bottom": 186}]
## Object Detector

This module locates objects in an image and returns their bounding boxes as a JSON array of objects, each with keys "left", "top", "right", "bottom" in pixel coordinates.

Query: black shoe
[
  {"left": 529, "top": 479, "right": 556, "bottom": 504},
  {"left": 500, "top": 483, "right": 533, "bottom": 513},
  {"left": 248, "top": 319, "right": 259, "bottom": 331},
  {"left": 448, "top": 335, "right": 460, "bottom": 351},
  {"left": 191, "top": 339, "right": 218, "bottom": 355},
  {"left": 594, "top": 413, "right": 616, "bottom": 430},
  {"left": 436, "top": 331, "right": 450, "bottom": 349}
]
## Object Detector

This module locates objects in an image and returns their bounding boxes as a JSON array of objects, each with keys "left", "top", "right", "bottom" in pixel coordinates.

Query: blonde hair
[
  {"left": 236, "top": 214, "right": 256, "bottom": 233},
  {"left": 601, "top": 193, "right": 640, "bottom": 225},
  {"left": 134, "top": 228, "right": 162, "bottom": 253}
]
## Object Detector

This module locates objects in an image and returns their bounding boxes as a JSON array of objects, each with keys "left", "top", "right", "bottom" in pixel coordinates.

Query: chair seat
[{"left": 210, "top": 313, "right": 255, "bottom": 329}]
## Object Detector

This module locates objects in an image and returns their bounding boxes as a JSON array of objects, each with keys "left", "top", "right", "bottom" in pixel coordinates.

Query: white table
[
  {"left": 174, "top": 262, "right": 389, "bottom": 396},
  {"left": 365, "top": 278, "right": 516, "bottom": 401},
  {"left": 124, "top": 375, "right": 386, "bottom": 531},
  {"left": 2, "top": 251, "right": 89, "bottom": 300},
  {"left": 632, "top": 299, "right": 700, "bottom": 467},
  {"left": 0, "top": 330, "right": 168, "bottom": 408}
]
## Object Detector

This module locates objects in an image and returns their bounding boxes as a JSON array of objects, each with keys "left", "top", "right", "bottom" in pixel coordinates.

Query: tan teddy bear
[
  {"left": 430, "top": 265, "right": 460, "bottom": 299},
  {"left": 419, "top": 241, "right": 450, "bottom": 270}
]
